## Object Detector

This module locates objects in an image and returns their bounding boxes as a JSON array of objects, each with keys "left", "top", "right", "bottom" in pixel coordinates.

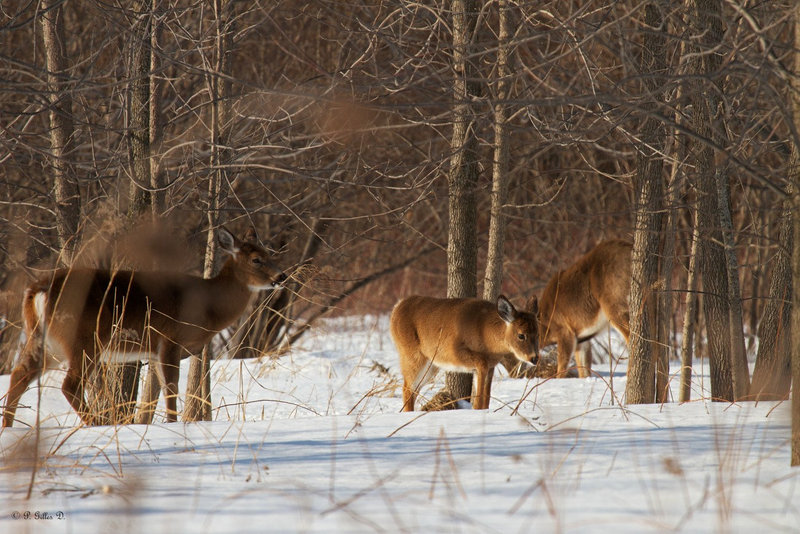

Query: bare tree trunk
[
  {"left": 790, "top": 0, "right": 800, "bottom": 467},
  {"left": 41, "top": 0, "right": 80, "bottom": 262},
  {"left": 690, "top": 0, "right": 734, "bottom": 402},
  {"left": 483, "top": 0, "right": 511, "bottom": 303},
  {"left": 656, "top": 124, "right": 686, "bottom": 404},
  {"left": 716, "top": 168, "right": 750, "bottom": 399},
  {"left": 487, "top": 1, "right": 529, "bottom": 380},
  {"left": 680, "top": 219, "right": 700, "bottom": 402},
  {"left": 126, "top": 1, "right": 153, "bottom": 220},
  {"left": 793, "top": 189, "right": 800, "bottom": 464},
  {"left": 88, "top": 0, "right": 155, "bottom": 425},
  {"left": 625, "top": 1, "right": 667, "bottom": 405},
  {"left": 184, "top": 0, "right": 234, "bottom": 422},
  {"left": 136, "top": 0, "right": 165, "bottom": 424},
  {"left": 688, "top": 0, "right": 748, "bottom": 401},
  {"left": 437, "top": 0, "right": 480, "bottom": 409},
  {"left": 793, "top": 195, "right": 800, "bottom": 463},
  {"left": 750, "top": 200, "right": 792, "bottom": 400},
  {"left": 149, "top": 0, "right": 166, "bottom": 217}
]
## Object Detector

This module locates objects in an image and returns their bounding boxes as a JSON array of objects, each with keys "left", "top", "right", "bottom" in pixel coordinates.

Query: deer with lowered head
[
  {"left": 391, "top": 295, "right": 539, "bottom": 411},
  {"left": 535, "top": 239, "right": 632, "bottom": 378},
  {"left": 2, "top": 228, "right": 285, "bottom": 427}
]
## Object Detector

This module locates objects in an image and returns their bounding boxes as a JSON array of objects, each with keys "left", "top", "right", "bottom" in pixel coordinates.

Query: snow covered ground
[{"left": 0, "top": 315, "right": 796, "bottom": 533}]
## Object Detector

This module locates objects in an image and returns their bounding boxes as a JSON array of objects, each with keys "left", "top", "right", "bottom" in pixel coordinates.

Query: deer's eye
[
  {"left": 251, "top": 257, "right": 263, "bottom": 266},
  {"left": 517, "top": 333, "right": 526, "bottom": 341}
]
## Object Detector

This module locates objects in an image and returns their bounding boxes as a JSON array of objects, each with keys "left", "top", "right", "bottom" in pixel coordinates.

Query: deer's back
[
  {"left": 391, "top": 296, "right": 500, "bottom": 354},
  {"left": 33, "top": 268, "right": 236, "bottom": 351}
]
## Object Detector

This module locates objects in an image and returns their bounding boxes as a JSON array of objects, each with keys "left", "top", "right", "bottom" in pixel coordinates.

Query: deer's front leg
[
  {"left": 472, "top": 363, "right": 492, "bottom": 410},
  {"left": 556, "top": 335, "right": 577, "bottom": 378}
]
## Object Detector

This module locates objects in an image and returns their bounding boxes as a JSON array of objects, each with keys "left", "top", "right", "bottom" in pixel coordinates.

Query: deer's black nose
[{"left": 275, "top": 272, "right": 288, "bottom": 285}]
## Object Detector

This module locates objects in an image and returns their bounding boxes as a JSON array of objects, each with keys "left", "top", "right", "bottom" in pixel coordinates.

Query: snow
[{"left": 0, "top": 315, "right": 796, "bottom": 533}]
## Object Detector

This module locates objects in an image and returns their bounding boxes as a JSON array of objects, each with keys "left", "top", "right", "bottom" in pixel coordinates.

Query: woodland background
[{"left": 0, "top": 1, "right": 798, "bottom": 458}]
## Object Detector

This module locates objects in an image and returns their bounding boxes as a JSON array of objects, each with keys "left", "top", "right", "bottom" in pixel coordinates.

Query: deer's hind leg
[
  {"left": 3, "top": 347, "right": 45, "bottom": 428},
  {"left": 574, "top": 340, "right": 593, "bottom": 378},
  {"left": 400, "top": 350, "right": 439, "bottom": 412},
  {"left": 62, "top": 363, "right": 93, "bottom": 425},
  {"left": 603, "top": 300, "right": 630, "bottom": 343}
]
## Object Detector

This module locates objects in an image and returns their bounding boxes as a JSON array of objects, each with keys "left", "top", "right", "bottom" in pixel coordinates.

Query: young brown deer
[
  {"left": 537, "top": 239, "right": 631, "bottom": 378},
  {"left": 391, "top": 295, "right": 539, "bottom": 411},
  {"left": 2, "top": 228, "right": 285, "bottom": 427}
]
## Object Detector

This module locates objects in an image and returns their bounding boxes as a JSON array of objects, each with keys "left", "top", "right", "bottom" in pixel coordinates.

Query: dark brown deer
[
  {"left": 2, "top": 228, "right": 285, "bottom": 427},
  {"left": 391, "top": 295, "right": 539, "bottom": 411}
]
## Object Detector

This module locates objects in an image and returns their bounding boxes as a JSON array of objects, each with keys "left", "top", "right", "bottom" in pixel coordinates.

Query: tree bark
[
  {"left": 793, "top": 189, "right": 800, "bottom": 464},
  {"left": 149, "top": 0, "right": 166, "bottom": 217},
  {"left": 135, "top": 0, "right": 165, "bottom": 425},
  {"left": 41, "top": 0, "right": 80, "bottom": 263},
  {"left": 716, "top": 168, "right": 750, "bottom": 399},
  {"left": 126, "top": 1, "right": 153, "bottom": 219},
  {"left": 625, "top": 1, "right": 667, "bottom": 405},
  {"left": 487, "top": 0, "right": 529, "bottom": 379},
  {"left": 690, "top": 0, "right": 735, "bottom": 402},
  {"left": 790, "top": 0, "right": 800, "bottom": 467},
  {"left": 483, "top": 0, "right": 511, "bottom": 303},
  {"left": 793, "top": 190, "right": 800, "bottom": 463},
  {"left": 88, "top": 0, "right": 154, "bottom": 424},
  {"left": 441, "top": 0, "right": 480, "bottom": 408},
  {"left": 679, "top": 220, "right": 700, "bottom": 402},
  {"left": 184, "top": 0, "right": 234, "bottom": 422},
  {"left": 750, "top": 200, "right": 792, "bottom": 401}
]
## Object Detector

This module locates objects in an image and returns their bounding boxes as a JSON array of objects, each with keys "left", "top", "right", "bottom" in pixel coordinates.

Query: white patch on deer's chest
[{"left": 431, "top": 360, "right": 475, "bottom": 373}]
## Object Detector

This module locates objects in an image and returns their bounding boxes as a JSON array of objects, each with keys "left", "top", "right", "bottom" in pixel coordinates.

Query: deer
[
  {"left": 536, "top": 239, "right": 632, "bottom": 378},
  {"left": 2, "top": 228, "right": 285, "bottom": 428},
  {"left": 390, "top": 295, "right": 539, "bottom": 411}
]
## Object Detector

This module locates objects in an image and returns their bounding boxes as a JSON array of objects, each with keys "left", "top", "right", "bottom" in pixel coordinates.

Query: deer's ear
[
  {"left": 217, "top": 228, "right": 239, "bottom": 255},
  {"left": 496, "top": 295, "right": 517, "bottom": 323}
]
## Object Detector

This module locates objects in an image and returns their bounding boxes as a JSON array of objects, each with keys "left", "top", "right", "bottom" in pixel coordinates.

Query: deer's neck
[{"left": 205, "top": 260, "right": 255, "bottom": 323}]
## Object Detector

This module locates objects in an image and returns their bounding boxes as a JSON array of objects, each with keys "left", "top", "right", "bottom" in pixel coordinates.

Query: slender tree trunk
[
  {"left": 184, "top": 0, "right": 234, "bottom": 422},
  {"left": 487, "top": 1, "right": 529, "bottom": 380},
  {"left": 149, "top": 0, "right": 166, "bottom": 217},
  {"left": 41, "top": 0, "right": 80, "bottom": 263},
  {"left": 716, "top": 168, "right": 750, "bottom": 399},
  {"left": 136, "top": 0, "right": 165, "bottom": 424},
  {"left": 441, "top": 0, "right": 480, "bottom": 408},
  {"left": 656, "top": 122, "right": 686, "bottom": 404},
  {"left": 750, "top": 200, "right": 792, "bottom": 400},
  {"left": 680, "top": 219, "right": 700, "bottom": 402},
  {"left": 625, "top": 1, "right": 667, "bottom": 405},
  {"left": 127, "top": 1, "right": 153, "bottom": 219},
  {"left": 483, "top": 0, "right": 511, "bottom": 303}
]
